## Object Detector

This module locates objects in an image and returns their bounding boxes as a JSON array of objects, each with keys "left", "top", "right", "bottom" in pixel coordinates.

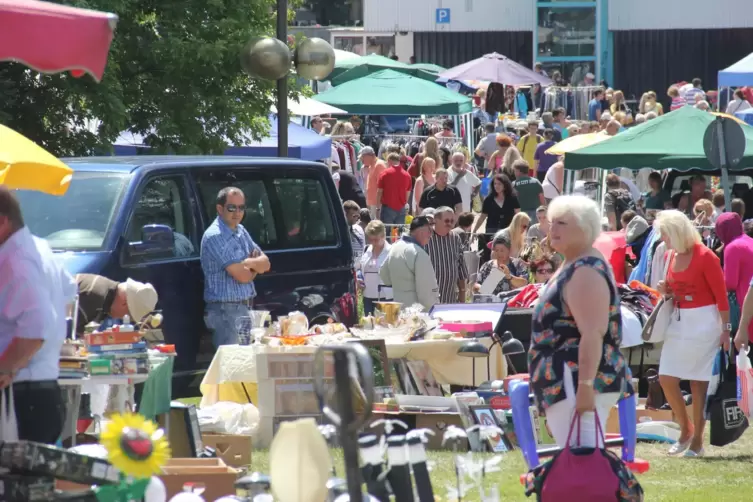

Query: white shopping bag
[
  {"left": 0, "top": 387, "right": 18, "bottom": 442},
  {"left": 736, "top": 349, "right": 753, "bottom": 418}
]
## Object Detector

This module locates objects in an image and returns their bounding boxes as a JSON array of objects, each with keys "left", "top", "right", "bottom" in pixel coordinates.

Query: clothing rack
[{"left": 543, "top": 85, "right": 603, "bottom": 121}]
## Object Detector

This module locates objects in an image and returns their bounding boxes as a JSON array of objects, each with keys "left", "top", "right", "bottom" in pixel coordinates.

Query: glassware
[
  {"left": 250, "top": 327, "right": 266, "bottom": 346},
  {"left": 236, "top": 316, "right": 253, "bottom": 345}
]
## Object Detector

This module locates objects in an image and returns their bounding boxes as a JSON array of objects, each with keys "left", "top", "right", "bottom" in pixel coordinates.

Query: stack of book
[
  {"left": 58, "top": 356, "right": 89, "bottom": 379},
  {"left": 85, "top": 329, "right": 149, "bottom": 376}
]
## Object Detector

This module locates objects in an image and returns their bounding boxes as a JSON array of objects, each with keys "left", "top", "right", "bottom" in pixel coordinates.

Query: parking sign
[{"left": 436, "top": 8, "right": 450, "bottom": 24}]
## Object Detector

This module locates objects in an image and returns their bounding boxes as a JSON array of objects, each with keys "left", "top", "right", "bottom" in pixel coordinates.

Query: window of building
[{"left": 537, "top": 6, "right": 596, "bottom": 58}]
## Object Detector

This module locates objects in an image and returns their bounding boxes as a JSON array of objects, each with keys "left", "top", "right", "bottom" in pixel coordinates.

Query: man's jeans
[
  {"left": 205, "top": 302, "right": 251, "bottom": 348},
  {"left": 381, "top": 205, "right": 406, "bottom": 226}
]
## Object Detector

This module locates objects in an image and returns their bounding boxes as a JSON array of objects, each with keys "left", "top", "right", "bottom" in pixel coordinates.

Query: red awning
[{"left": 0, "top": 0, "right": 117, "bottom": 82}]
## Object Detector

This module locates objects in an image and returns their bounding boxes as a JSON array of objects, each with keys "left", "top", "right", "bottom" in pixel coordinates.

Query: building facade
[{"left": 361, "top": 0, "right": 753, "bottom": 103}]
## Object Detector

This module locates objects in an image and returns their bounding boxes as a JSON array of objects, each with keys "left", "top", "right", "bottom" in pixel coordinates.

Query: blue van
[{"left": 15, "top": 156, "right": 357, "bottom": 394}]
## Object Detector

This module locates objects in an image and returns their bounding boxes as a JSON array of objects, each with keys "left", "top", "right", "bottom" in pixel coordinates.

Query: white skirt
[{"left": 659, "top": 305, "right": 721, "bottom": 381}]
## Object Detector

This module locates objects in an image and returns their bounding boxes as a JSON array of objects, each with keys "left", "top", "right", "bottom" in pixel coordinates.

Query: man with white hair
[
  {"left": 634, "top": 113, "right": 646, "bottom": 125},
  {"left": 426, "top": 207, "right": 468, "bottom": 304},
  {"left": 606, "top": 120, "right": 621, "bottom": 136},
  {"left": 695, "top": 101, "right": 710, "bottom": 112},
  {"left": 448, "top": 151, "right": 481, "bottom": 213},
  {"left": 645, "top": 111, "right": 658, "bottom": 121}
]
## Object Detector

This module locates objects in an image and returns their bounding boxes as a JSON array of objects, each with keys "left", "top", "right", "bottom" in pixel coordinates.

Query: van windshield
[{"left": 15, "top": 171, "right": 129, "bottom": 251}]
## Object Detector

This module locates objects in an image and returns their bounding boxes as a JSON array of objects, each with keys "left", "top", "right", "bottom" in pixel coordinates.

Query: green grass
[
  {"left": 243, "top": 430, "right": 753, "bottom": 501},
  {"left": 189, "top": 402, "right": 753, "bottom": 502}
]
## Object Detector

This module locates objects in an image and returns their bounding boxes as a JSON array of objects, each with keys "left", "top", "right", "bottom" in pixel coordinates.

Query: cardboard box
[
  {"left": 201, "top": 433, "right": 252, "bottom": 468},
  {"left": 159, "top": 458, "right": 238, "bottom": 501},
  {"left": 606, "top": 397, "right": 692, "bottom": 434},
  {"left": 86, "top": 331, "right": 143, "bottom": 346}
]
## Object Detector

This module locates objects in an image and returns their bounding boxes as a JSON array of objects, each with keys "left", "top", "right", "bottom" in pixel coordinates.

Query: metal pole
[
  {"left": 716, "top": 117, "right": 732, "bottom": 212},
  {"left": 277, "top": 0, "right": 288, "bottom": 157}
]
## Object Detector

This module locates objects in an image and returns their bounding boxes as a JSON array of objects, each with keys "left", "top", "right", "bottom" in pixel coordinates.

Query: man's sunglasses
[
  {"left": 537, "top": 268, "right": 553, "bottom": 274},
  {"left": 225, "top": 204, "right": 246, "bottom": 212}
]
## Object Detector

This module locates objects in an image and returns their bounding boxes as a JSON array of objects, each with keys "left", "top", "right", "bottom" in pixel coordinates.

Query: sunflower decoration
[{"left": 100, "top": 413, "right": 171, "bottom": 479}]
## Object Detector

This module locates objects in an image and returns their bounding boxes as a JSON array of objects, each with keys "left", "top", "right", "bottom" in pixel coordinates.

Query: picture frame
[
  {"left": 406, "top": 360, "right": 443, "bottom": 396},
  {"left": 468, "top": 404, "right": 514, "bottom": 453},
  {"left": 391, "top": 358, "right": 418, "bottom": 395}
]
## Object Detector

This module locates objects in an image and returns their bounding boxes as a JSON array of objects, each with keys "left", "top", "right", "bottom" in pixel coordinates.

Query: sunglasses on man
[{"left": 225, "top": 204, "right": 246, "bottom": 212}]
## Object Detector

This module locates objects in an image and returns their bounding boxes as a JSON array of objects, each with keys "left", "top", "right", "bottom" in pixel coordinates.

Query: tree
[{"left": 0, "top": 0, "right": 305, "bottom": 156}]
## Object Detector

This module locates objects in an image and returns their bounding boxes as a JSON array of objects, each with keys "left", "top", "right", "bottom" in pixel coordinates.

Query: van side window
[
  {"left": 272, "top": 178, "right": 336, "bottom": 248},
  {"left": 125, "top": 176, "right": 198, "bottom": 261},
  {"left": 194, "top": 171, "right": 336, "bottom": 250}
]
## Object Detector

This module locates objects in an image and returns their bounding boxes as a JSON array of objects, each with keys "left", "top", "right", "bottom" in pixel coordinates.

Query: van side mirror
[{"left": 128, "top": 224, "right": 175, "bottom": 258}]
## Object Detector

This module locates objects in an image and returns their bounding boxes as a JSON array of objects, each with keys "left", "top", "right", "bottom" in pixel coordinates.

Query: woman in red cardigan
[{"left": 654, "top": 210, "right": 730, "bottom": 458}]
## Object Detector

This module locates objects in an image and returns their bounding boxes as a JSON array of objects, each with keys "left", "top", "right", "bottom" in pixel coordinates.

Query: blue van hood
[{"left": 55, "top": 251, "right": 112, "bottom": 275}]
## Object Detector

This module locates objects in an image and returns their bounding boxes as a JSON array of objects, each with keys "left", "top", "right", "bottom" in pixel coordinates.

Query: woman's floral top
[
  {"left": 477, "top": 258, "right": 528, "bottom": 295},
  {"left": 528, "top": 256, "right": 634, "bottom": 413},
  {"left": 524, "top": 446, "right": 644, "bottom": 501}
]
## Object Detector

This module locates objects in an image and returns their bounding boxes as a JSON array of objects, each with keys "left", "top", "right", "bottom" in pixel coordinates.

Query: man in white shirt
[
  {"left": 0, "top": 186, "right": 76, "bottom": 443},
  {"left": 448, "top": 152, "right": 481, "bottom": 213}
]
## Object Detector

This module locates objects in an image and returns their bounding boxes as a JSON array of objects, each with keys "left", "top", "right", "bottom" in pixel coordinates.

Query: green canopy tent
[
  {"left": 410, "top": 63, "right": 446, "bottom": 74},
  {"left": 314, "top": 69, "right": 473, "bottom": 115},
  {"left": 328, "top": 54, "right": 438, "bottom": 86},
  {"left": 565, "top": 106, "right": 753, "bottom": 171}
]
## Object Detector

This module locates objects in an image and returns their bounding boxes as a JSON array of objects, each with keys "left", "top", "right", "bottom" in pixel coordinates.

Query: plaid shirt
[{"left": 200, "top": 217, "right": 259, "bottom": 302}]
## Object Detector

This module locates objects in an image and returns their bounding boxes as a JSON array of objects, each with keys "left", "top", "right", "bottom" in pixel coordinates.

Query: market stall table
[{"left": 199, "top": 338, "right": 507, "bottom": 408}]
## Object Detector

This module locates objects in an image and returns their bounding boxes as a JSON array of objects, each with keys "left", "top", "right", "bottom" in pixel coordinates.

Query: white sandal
[
  {"left": 668, "top": 437, "right": 692, "bottom": 455},
  {"left": 683, "top": 448, "right": 704, "bottom": 458}
]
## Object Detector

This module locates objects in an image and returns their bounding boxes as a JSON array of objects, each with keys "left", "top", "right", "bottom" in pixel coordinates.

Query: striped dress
[{"left": 426, "top": 231, "right": 469, "bottom": 304}]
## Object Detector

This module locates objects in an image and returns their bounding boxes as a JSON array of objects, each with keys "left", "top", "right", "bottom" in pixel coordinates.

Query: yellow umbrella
[
  {"left": 546, "top": 132, "right": 611, "bottom": 156},
  {"left": 711, "top": 112, "right": 747, "bottom": 126},
  {"left": 0, "top": 124, "right": 73, "bottom": 195}
]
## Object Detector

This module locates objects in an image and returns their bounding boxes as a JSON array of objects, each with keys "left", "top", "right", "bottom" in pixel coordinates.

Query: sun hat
[{"left": 124, "top": 278, "right": 158, "bottom": 323}]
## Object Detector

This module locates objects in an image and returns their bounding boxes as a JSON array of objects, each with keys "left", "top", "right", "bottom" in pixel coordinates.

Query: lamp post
[{"left": 240, "top": 0, "right": 336, "bottom": 158}]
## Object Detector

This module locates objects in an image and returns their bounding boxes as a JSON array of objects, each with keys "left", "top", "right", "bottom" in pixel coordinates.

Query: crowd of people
[{"left": 329, "top": 70, "right": 753, "bottom": 463}]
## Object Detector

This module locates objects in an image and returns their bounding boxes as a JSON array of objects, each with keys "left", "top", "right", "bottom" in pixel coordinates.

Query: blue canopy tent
[
  {"left": 225, "top": 116, "right": 331, "bottom": 161},
  {"left": 718, "top": 52, "right": 753, "bottom": 87},
  {"left": 111, "top": 116, "right": 332, "bottom": 161}
]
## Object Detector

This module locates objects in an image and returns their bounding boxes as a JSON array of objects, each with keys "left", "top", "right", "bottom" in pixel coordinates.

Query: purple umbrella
[{"left": 438, "top": 52, "right": 552, "bottom": 86}]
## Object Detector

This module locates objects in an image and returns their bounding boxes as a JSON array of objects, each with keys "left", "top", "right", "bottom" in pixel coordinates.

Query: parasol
[
  {"left": 438, "top": 52, "right": 552, "bottom": 87},
  {"left": 0, "top": 124, "right": 73, "bottom": 196},
  {"left": 546, "top": 132, "right": 611, "bottom": 156},
  {"left": 0, "top": 0, "right": 118, "bottom": 82}
]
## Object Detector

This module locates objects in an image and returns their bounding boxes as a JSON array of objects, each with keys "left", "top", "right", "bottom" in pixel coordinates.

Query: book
[{"left": 87, "top": 342, "right": 147, "bottom": 353}]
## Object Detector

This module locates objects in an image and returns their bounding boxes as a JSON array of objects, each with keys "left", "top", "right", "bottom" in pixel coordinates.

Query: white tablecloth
[{"left": 200, "top": 338, "right": 506, "bottom": 407}]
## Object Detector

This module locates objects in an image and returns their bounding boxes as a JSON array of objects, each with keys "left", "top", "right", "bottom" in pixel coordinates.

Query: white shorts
[
  {"left": 545, "top": 392, "right": 621, "bottom": 448},
  {"left": 659, "top": 305, "right": 721, "bottom": 381}
]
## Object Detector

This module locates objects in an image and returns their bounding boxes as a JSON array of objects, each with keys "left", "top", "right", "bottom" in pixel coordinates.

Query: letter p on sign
[{"left": 436, "top": 8, "right": 451, "bottom": 24}]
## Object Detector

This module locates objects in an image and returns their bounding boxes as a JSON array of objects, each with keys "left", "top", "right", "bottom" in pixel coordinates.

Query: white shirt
[
  {"left": 726, "top": 99, "right": 752, "bottom": 115},
  {"left": 448, "top": 167, "right": 481, "bottom": 213},
  {"left": 359, "top": 242, "right": 393, "bottom": 300},
  {"left": 0, "top": 227, "right": 76, "bottom": 381}
]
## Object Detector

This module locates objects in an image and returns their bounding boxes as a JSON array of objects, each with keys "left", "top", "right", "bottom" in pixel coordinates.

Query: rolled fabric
[
  {"left": 359, "top": 433, "right": 389, "bottom": 502},
  {"left": 406, "top": 435, "right": 434, "bottom": 502},
  {"left": 386, "top": 435, "right": 414, "bottom": 502}
]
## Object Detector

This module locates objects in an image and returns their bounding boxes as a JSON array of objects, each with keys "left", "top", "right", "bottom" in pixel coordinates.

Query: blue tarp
[
  {"left": 112, "top": 116, "right": 332, "bottom": 161},
  {"left": 718, "top": 52, "right": 753, "bottom": 87}
]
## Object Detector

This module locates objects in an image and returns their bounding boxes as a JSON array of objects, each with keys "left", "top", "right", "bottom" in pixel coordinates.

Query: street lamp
[{"left": 240, "top": 0, "right": 335, "bottom": 157}]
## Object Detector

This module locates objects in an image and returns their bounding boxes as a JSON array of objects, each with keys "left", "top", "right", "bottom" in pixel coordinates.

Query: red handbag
[{"left": 540, "top": 412, "right": 621, "bottom": 502}]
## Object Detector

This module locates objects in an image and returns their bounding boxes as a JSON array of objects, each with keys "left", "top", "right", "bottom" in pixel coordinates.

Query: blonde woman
[
  {"left": 639, "top": 91, "right": 664, "bottom": 115},
  {"left": 358, "top": 220, "right": 393, "bottom": 315},
  {"left": 609, "top": 90, "right": 628, "bottom": 115},
  {"left": 413, "top": 158, "right": 436, "bottom": 214},
  {"left": 409, "top": 136, "right": 443, "bottom": 178},
  {"left": 489, "top": 134, "right": 523, "bottom": 179},
  {"left": 331, "top": 121, "right": 355, "bottom": 138},
  {"left": 528, "top": 195, "right": 634, "bottom": 449},
  {"left": 495, "top": 212, "right": 531, "bottom": 259},
  {"left": 654, "top": 210, "right": 730, "bottom": 457}
]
